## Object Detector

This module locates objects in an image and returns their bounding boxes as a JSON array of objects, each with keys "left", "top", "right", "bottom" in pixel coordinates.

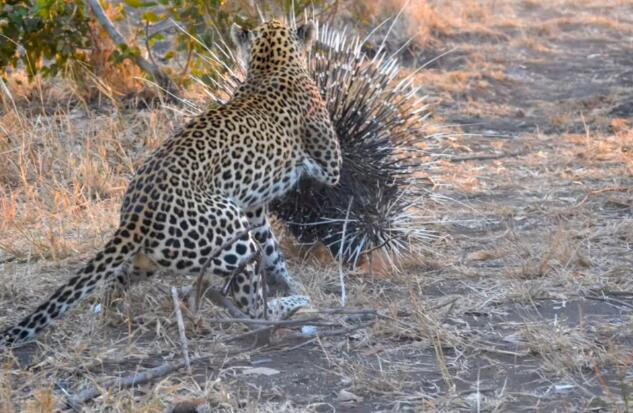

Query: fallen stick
[
  {"left": 65, "top": 358, "right": 191, "bottom": 409},
  {"left": 171, "top": 287, "right": 191, "bottom": 374}
]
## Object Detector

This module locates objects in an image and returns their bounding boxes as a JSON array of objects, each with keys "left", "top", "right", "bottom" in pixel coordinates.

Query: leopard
[{"left": 1, "top": 19, "right": 342, "bottom": 347}]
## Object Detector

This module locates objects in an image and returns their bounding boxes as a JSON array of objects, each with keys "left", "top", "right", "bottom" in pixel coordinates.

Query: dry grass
[
  {"left": 2, "top": 0, "right": 633, "bottom": 411},
  {"left": 0, "top": 78, "right": 184, "bottom": 263}
]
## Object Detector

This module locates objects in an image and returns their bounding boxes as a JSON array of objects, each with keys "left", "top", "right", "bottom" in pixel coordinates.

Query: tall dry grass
[{"left": 0, "top": 75, "right": 188, "bottom": 264}]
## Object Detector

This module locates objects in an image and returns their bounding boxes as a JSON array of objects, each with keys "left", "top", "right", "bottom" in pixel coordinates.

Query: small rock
[
  {"left": 242, "top": 367, "right": 280, "bottom": 376},
  {"left": 336, "top": 389, "right": 362, "bottom": 403}
]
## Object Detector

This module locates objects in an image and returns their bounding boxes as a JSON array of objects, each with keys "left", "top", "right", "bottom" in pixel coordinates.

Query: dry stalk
[
  {"left": 338, "top": 197, "right": 353, "bottom": 306},
  {"left": 433, "top": 332, "right": 455, "bottom": 392}
]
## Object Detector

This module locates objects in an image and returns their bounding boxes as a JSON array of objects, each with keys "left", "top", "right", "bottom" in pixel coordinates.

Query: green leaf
[
  {"left": 34, "top": 0, "right": 54, "bottom": 19},
  {"left": 123, "top": 0, "right": 157, "bottom": 8},
  {"left": 141, "top": 11, "right": 160, "bottom": 23}
]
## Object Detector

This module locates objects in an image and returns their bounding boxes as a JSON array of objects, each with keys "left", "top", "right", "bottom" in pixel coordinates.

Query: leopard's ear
[
  {"left": 296, "top": 21, "right": 315, "bottom": 49},
  {"left": 230, "top": 23, "right": 250, "bottom": 49}
]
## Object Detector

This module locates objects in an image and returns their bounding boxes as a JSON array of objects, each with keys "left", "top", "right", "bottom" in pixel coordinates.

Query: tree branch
[{"left": 86, "top": 0, "right": 180, "bottom": 96}]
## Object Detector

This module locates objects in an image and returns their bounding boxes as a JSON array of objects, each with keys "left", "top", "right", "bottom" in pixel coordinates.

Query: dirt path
[{"left": 426, "top": 0, "right": 633, "bottom": 136}]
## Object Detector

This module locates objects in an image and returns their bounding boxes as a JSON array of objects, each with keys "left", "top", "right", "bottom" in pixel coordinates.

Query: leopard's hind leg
[{"left": 245, "top": 205, "right": 304, "bottom": 295}]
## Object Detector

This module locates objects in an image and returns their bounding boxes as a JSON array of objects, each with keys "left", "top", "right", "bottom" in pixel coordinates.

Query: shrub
[
  {"left": 0, "top": 0, "right": 327, "bottom": 86},
  {"left": 0, "top": 0, "right": 93, "bottom": 79}
]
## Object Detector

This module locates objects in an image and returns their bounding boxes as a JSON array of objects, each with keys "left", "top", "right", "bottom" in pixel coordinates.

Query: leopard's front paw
[{"left": 266, "top": 295, "right": 311, "bottom": 320}]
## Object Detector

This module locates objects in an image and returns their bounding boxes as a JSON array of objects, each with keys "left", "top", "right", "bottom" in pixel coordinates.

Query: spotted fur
[{"left": 1, "top": 20, "right": 341, "bottom": 347}]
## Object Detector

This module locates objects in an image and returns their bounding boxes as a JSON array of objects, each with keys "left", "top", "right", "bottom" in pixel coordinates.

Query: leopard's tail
[{"left": 1, "top": 228, "right": 140, "bottom": 347}]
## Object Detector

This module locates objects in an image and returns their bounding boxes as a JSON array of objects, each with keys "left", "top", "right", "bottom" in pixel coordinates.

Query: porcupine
[{"left": 210, "top": 22, "right": 435, "bottom": 268}]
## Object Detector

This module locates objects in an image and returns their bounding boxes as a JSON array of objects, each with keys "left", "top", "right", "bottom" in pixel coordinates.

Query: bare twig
[
  {"left": 65, "top": 358, "right": 191, "bottom": 408},
  {"left": 179, "top": 42, "right": 194, "bottom": 78},
  {"left": 144, "top": 20, "right": 160, "bottom": 72},
  {"left": 573, "top": 186, "right": 631, "bottom": 209},
  {"left": 171, "top": 287, "right": 191, "bottom": 374}
]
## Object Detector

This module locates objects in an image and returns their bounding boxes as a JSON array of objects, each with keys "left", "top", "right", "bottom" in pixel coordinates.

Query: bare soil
[{"left": 2, "top": 1, "right": 633, "bottom": 412}]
